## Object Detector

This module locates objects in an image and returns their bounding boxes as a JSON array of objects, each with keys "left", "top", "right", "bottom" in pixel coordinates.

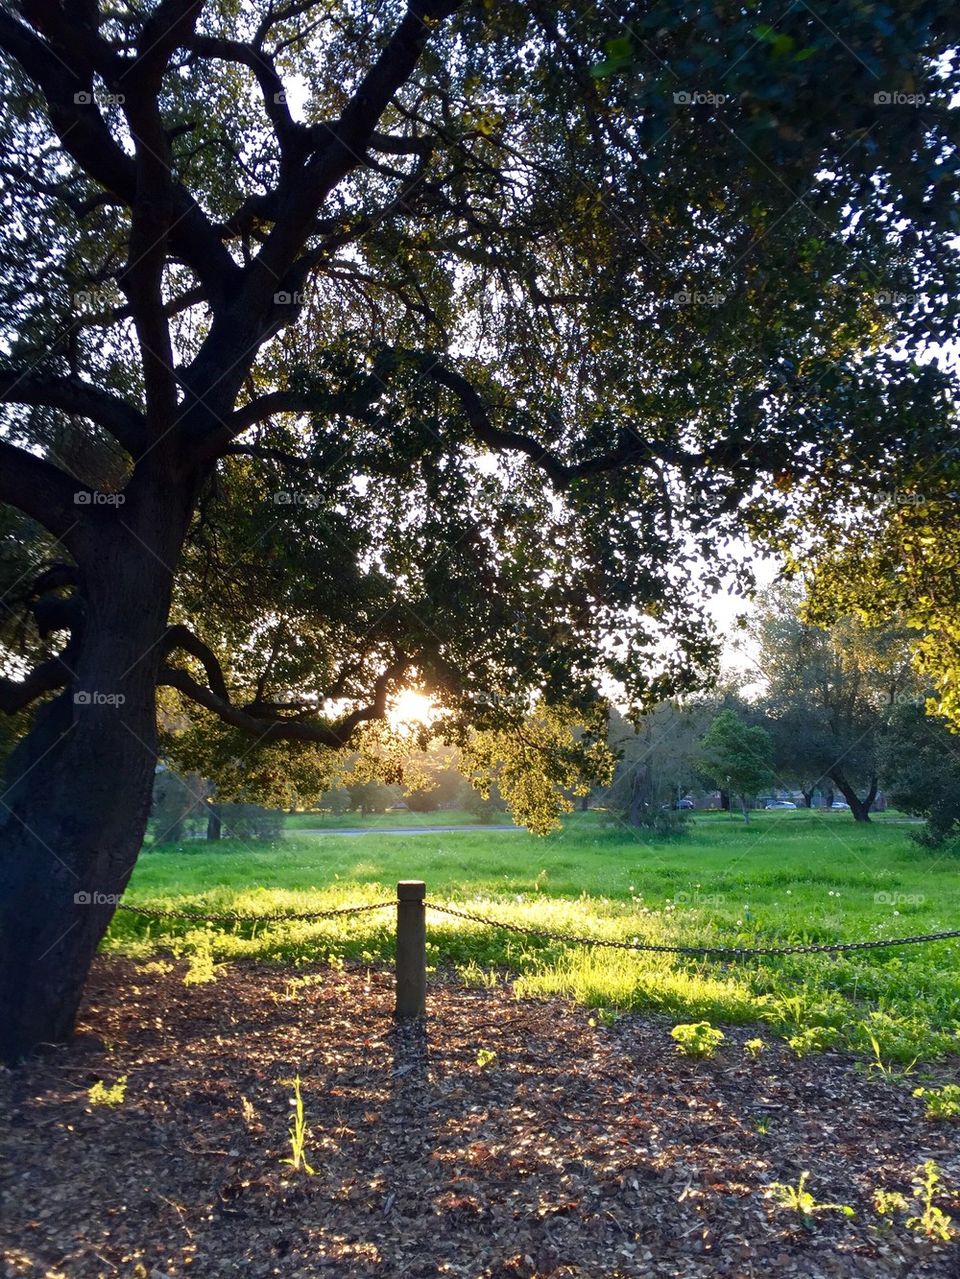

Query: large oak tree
[{"left": 1, "top": 0, "right": 958, "bottom": 1060}]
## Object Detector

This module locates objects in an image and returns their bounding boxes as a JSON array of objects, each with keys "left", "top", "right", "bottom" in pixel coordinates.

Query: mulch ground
[{"left": 2, "top": 958, "right": 959, "bottom": 1279}]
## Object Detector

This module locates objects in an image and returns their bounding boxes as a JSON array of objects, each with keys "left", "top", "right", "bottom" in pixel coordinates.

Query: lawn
[
  {"left": 281, "top": 808, "right": 497, "bottom": 830},
  {"left": 112, "top": 809, "right": 960, "bottom": 1063}
]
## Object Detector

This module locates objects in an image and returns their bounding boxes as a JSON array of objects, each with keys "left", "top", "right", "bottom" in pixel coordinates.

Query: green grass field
[
  {"left": 281, "top": 808, "right": 494, "bottom": 830},
  {"left": 111, "top": 809, "right": 960, "bottom": 1064}
]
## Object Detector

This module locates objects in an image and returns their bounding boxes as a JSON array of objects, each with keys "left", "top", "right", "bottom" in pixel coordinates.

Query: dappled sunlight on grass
[{"left": 116, "top": 812, "right": 960, "bottom": 1062}]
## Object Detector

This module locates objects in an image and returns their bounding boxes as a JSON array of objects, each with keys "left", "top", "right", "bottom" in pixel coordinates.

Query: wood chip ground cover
[{"left": 1, "top": 958, "right": 958, "bottom": 1278}]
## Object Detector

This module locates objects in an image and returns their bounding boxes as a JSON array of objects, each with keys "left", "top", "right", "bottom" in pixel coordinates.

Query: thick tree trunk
[
  {"left": 162, "top": 815, "right": 187, "bottom": 842},
  {"left": 206, "top": 807, "right": 222, "bottom": 841},
  {"left": 829, "top": 770, "right": 875, "bottom": 823},
  {"left": 0, "top": 495, "right": 187, "bottom": 1061},
  {"left": 800, "top": 789, "right": 813, "bottom": 809}
]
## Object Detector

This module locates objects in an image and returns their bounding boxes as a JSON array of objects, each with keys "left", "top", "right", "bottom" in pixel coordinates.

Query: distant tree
[
  {"left": 699, "top": 710, "right": 774, "bottom": 823},
  {"left": 605, "top": 702, "right": 709, "bottom": 827},
  {"left": 403, "top": 742, "right": 465, "bottom": 811},
  {"left": 463, "top": 783, "right": 507, "bottom": 825},
  {"left": 347, "top": 780, "right": 399, "bottom": 816},
  {"left": 879, "top": 703, "right": 960, "bottom": 847},
  {"left": 151, "top": 767, "right": 203, "bottom": 843},
  {"left": 209, "top": 803, "right": 283, "bottom": 842},
  {"left": 319, "top": 787, "right": 351, "bottom": 817},
  {"left": 750, "top": 585, "right": 918, "bottom": 821}
]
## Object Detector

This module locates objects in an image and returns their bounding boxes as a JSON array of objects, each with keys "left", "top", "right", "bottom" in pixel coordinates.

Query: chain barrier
[
  {"left": 424, "top": 902, "right": 960, "bottom": 958},
  {"left": 116, "top": 897, "right": 960, "bottom": 959},
  {"left": 116, "top": 901, "right": 395, "bottom": 925}
]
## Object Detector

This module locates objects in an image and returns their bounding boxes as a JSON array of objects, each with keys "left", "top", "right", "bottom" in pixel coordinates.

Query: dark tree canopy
[{"left": 0, "top": 0, "right": 959, "bottom": 1058}]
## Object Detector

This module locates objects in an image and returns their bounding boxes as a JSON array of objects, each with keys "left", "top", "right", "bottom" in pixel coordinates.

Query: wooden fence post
[{"left": 395, "top": 880, "right": 426, "bottom": 1019}]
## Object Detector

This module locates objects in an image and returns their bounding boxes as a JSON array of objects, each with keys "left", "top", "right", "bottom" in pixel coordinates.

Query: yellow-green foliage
[
  {"left": 906, "top": 1162, "right": 955, "bottom": 1241},
  {"left": 280, "top": 1075, "right": 315, "bottom": 1176},
  {"left": 670, "top": 1021, "right": 725, "bottom": 1059},
  {"left": 767, "top": 1171, "right": 854, "bottom": 1220},
  {"left": 913, "top": 1084, "right": 960, "bottom": 1122},
  {"left": 88, "top": 1076, "right": 128, "bottom": 1107},
  {"left": 461, "top": 702, "right": 614, "bottom": 835}
]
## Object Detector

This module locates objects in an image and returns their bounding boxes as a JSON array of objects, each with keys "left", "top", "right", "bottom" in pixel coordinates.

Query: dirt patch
[{"left": 1, "top": 957, "right": 958, "bottom": 1278}]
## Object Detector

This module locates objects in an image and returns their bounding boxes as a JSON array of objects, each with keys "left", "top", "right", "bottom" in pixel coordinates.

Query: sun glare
[{"left": 388, "top": 689, "right": 437, "bottom": 730}]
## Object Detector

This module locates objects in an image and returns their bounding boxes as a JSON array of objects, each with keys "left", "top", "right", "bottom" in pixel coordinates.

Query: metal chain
[
  {"left": 115, "top": 901, "right": 395, "bottom": 925},
  {"left": 114, "top": 898, "right": 960, "bottom": 958},
  {"left": 425, "top": 902, "right": 960, "bottom": 958}
]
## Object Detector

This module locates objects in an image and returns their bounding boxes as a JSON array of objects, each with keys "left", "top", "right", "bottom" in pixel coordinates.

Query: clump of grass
[
  {"left": 88, "top": 1076, "right": 128, "bottom": 1107},
  {"left": 456, "top": 959, "right": 500, "bottom": 988}
]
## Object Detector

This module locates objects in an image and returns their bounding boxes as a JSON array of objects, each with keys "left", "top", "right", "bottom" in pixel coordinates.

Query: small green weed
[
  {"left": 671, "top": 1021, "right": 724, "bottom": 1059},
  {"left": 906, "top": 1161, "right": 954, "bottom": 1241},
  {"left": 873, "top": 1188, "right": 909, "bottom": 1217},
  {"left": 767, "top": 1171, "right": 855, "bottom": 1223},
  {"left": 786, "top": 1026, "right": 838, "bottom": 1058},
  {"left": 744, "top": 1037, "right": 766, "bottom": 1059},
  {"left": 88, "top": 1076, "right": 128, "bottom": 1107},
  {"left": 912, "top": 1084, "right": 960, "bottom": 1121},
  {"left": 280, "top": 1075, "right": 315, "bottom": 1176},
  {"left": 476, "top": 1047, "right": 499, "bottom": 1069}
]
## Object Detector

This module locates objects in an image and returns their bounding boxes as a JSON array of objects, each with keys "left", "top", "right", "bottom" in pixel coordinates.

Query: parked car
[
  {"left": 764, "top": 800, "right": 797, "bottom": 810},
  {"left": 830, "top": 801, "right": 850, "bottom": 810}
]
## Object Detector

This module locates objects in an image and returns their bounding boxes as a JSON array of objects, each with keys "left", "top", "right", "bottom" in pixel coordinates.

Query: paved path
[{"left": 288, "top": 824, "right": 522, "bottom": 837}]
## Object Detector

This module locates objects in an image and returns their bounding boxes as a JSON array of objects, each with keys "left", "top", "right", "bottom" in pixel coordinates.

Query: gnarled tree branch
[
  {"left": 0, "top": 369, "right": 146, "bottom": 457},
  {"left": 0, "top": 440, "right": 84, "bottom": 543},
  {"left": 0, "top": 653, "right": 72, "bottom": 714},
  {"left": 160, "top": 637, "right": 406, "bottom": 746}
]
